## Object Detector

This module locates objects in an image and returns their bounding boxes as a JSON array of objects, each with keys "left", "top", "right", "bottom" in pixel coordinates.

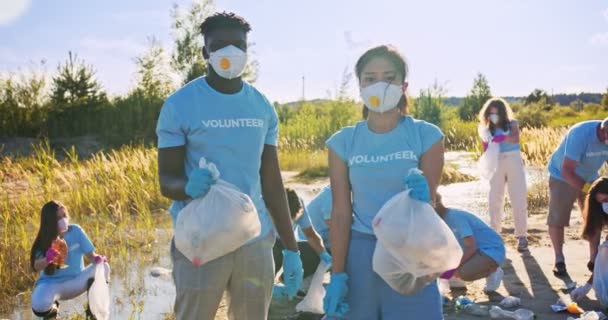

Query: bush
[{"left": 516, "top": 104, "right": 548, "bottom": 128}]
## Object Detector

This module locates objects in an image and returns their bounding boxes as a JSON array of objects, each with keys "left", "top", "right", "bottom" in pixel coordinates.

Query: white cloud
[
  {"left": 111, "top": 10, "right": 167, "bottom": 24},
  {"left": 0, "top": 0, "right": 30, "bottom": 26},
  {"left": 80, "top": 36, "right": 146, "bottom": 56},
  {"left": 590, "top": 32, "right": 608, "bottom": 46},
  {"left": 603, "top": 8, "right": 608, "bottom": 22}
]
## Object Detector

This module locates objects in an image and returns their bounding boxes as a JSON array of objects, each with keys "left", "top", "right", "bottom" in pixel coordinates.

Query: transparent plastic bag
[
  {"left": 175, "top": 158, "right": 261, "bottom": 266},
  {"left": 296, "top": 261, "right": 331, "bottom": 314},
  {"left": 593, "top": 241, "right": 608, "bottom": 308},
  {"left": 372, "top": 183, "right": 462, "bottom": 294},
  {"left": 478, "top": 141, "right": 500, "bottom": 180},
  {"left": 88, "top": 264, "right": 110, "bottom": 320}
]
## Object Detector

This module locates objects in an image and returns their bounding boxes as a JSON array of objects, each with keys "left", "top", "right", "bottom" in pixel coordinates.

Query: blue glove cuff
[{"left": 330, "top": 272, "right": 348, "bottom": 282}]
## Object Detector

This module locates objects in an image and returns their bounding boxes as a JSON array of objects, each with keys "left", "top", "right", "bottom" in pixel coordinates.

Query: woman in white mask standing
[
  {"left": 29, "top": 201, "right": 109, "bottom": 319},
  {"left": 478, "top": 98, "right": 529, "bottom": 252},
  {"left": 324, "top": 45, "right": 445, "bottom": 319}
]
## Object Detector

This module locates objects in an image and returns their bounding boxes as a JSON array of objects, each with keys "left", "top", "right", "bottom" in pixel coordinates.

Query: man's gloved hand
[
  {"left": 404, "top": 171, "right": 431, "bottom": 203},
  {"left": 282, "top": 249, "right": 304, "bottom": 300},
  {"left": 185, "top": 168, "right": 217, "bottom": 198},
  {"left": 323, "top": 273, "right": 350, "bottom": 317}
]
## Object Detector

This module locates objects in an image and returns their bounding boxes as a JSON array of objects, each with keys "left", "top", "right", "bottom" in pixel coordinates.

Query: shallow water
[{"left": 3, "top": 151, "right": 548, "bottom": 319}]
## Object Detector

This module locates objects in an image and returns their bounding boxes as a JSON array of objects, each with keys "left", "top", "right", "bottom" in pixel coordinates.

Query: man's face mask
[{"left": 208, "top": 45, "right": 248, "bottom": 79}]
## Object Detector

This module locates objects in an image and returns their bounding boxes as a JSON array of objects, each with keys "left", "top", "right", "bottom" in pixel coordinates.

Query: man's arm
[
  {"left": 302, "top": 226, "right": 326, "bottom": 255},
  {"left": 260, "top": 145, "right": 298, "bottom": 251},
  {"left": 561, "top": 157, "right": 586, "bottom": 191},
  {"left": 158, "top": 146, "right": 189, "bottom": 201}
]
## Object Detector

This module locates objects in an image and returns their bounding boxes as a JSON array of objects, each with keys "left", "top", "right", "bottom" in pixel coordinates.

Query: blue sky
[{"left": 1, "top": 0, "right": 607, "bottom": 102}]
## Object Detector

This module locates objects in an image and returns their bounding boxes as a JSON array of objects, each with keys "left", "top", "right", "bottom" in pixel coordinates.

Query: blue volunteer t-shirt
[
  {"left": 297, "top": 186, "right": 332, "bottom": 246},
  {"left": 444, "top": 209, "right": 505, "bottom": 265},
  {"left": 37, "top": 224, "right": 95, "bottom": 284},
  {"left": 494, "top": 120, "right": 520, "bottom": 153},
  {"left": 326, "top": 116, "right": 444, "bottom": 235},
  {"left": 156, "top": 77, "right": 279, "bottom": 242},
  {"left": 548, "top": 120, "right": 608, "bottom": 183},
  {"left": 277, "top": 199, "right": 312, "bottom": 241}
]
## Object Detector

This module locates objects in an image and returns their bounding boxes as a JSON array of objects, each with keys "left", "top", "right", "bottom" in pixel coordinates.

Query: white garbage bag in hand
[
  {"left": 175, "top": 158, "right": 261, "bottom": 266},
  {"left": 296, "top": 261, "right": 331, "bottom": 314},
  {"left": 88, "top": 264, "right": 110, "bottom": 320},
  {"left": 372, "top": 187, "right": 462, "bottom": 295}
]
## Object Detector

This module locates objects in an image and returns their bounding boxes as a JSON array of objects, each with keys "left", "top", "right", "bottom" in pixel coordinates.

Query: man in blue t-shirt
[
  {"left": 547, "top": 118, "right": 608, "bottom": 276},
  {"left": 155, "top": 12, "right": 302, "bottom": 319}
]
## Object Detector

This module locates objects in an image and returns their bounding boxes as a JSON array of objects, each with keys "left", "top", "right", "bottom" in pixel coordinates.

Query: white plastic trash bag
[
  {"left": 296, "top": 261, "right": 331, "bottom": 314},
  {"left": 478, "top": 141, "right": 500, "bottom": 180},
  {"left": 88, "top": 264, "right": 110, "bottom": 320},
  {"left": 175, "top": 158, "right": 261, "bottom": 266},
  {"left": 593, "top": 241, "right": 608, "bottom": 307},
  {"left": 372, "top": 187, "right": 463, "bottom": 295}
]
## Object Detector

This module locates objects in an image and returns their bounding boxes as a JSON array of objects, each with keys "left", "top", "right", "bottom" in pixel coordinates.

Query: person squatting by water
[{"left": 30, "top": 201, "right": 109, "bottom": 319}]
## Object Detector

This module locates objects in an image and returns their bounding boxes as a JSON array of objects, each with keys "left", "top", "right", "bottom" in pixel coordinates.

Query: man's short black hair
[{"left": 200, "top": 11, "right": 251, "bottom": 37}]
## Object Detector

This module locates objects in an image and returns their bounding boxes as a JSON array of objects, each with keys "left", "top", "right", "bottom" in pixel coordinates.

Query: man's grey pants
[{"left": 171, "top": 233, "right": 275, "bottom": 320}]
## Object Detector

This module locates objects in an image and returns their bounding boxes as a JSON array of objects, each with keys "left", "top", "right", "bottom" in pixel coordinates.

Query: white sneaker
[
  {"left": 484, "top": 267, "right": 504, "bottom": 292},
  {"left": 449, "top": 277, "right": 467, "bottom": 288}
]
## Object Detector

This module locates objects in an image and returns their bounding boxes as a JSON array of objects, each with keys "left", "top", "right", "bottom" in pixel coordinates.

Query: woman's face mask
[
  {"left": 602, "top": 202, "right": 608, "bottom": 214},
  {"left": 489, "top": 114, "right": 500, "bottom": 124},
  {"left": 57, "top": 217, "right": 69, "bottom": 233},
  {"left": 360, "top": 81, "right": 403, "bottom": 113}
]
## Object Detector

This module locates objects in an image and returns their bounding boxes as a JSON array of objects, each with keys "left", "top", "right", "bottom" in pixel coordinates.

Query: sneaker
[
  {"left": 517, "top": 237, "right": 529, "bottom": 251},
  {"left": 449, "top": 277, "right": 467, "bottom": 288},
  {"left": 484, "top": 267, "right": 504, "bottom": 292}
]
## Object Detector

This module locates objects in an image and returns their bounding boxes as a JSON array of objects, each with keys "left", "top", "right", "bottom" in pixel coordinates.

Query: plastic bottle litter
[
  {"left": 500, "top": 296, "right": 521, "bottom": 308},
  {"left": 566, "top": 311, "right": 605, "bottom": 320},
  {"left": 490, "top": 306, "right": 535, "bottom": 320},
  {"left": 463, "top": 304, "right": 490, "bottom": 317},
  {"left": 455, "top": 296, "right": 474, "bottom": 309}
]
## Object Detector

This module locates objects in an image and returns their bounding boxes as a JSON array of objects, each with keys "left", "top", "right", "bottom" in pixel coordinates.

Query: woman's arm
[
  {"left": 33, "top": 257, "right": 50, "bottom": 273},
  {"left": 459, "top": 236, "right": 478, "bottom": 265},
  {"left": 504, "top": 120, "right": 520, "bottom": 143},
  {"left": 328, "top": 149, "right": 353, "bottom": 273},
  {"left": 302, "top": 227, "right": 326, "bottom": 255},
  {"left": 419, "top": 140, "right": 445, "bottom": 204}
]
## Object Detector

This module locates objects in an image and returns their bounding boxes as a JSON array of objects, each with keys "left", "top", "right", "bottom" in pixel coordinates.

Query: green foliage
[
  {"left": 133, "top": 37, "right": 174, "bottom": 99},
  {"left": 524, "top": 88, "right": 551, "bottom": 106},
  {"left": 50, "top": 51, "right": 107, "bottom": 108},
  {"left": 602, "top": 88, "right": 608, "bottom": 110},
  {"left": 412, "top": 81, "right": 444, "bottom": 127},
  {"left": 458, "top": 73, "right": 492, "bottom": 121},
  {"left": 516, "top": 103, "right": 548, "bottom": 128}
]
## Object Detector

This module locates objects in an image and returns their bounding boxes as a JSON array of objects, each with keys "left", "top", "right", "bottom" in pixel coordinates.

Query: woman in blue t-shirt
[
  {"left": 29, "top": 201, "right": 110, "bottom": 319},
  {"left": 478, "top": 98, "right": 529, "bottom": 251},
  {"left": 323, "top": 45, "right": 445, "bottom": 319},
  {"left": 571, "top": 177, "right": 608, "bottom": 302}
]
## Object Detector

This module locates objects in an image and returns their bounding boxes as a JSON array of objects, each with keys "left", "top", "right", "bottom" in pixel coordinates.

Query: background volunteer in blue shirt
[
  {"left": 478, "top": 98, "right": 529, "bottom": 251},
  {"left": 30, "top": 201, "right": 109, "bottom": 319},
  {"left": 155, "top": 12, "right": 303, "bottom": 319},
  {"left": 570, "top": 177, "right": 608, "bottom": 302},
  {"left": 273, "top": 188, "right": 332, "bottom": 279},
  {"left": 547, "top": 118, "right": 608, "bottom": 277},
  {"left": 323, "top": 45, "right": 445, "bottom": 319},
  {"left": 298, "top": 185, "right": 333, "bottom": 250},
  {"left": 434, "top": 194, "right": 506, "bottom": 292}
]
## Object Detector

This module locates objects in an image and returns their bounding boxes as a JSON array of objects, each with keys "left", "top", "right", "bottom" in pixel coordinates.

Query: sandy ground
[{"left": 4, "top": 169, "right": 606, "bottom": 319}]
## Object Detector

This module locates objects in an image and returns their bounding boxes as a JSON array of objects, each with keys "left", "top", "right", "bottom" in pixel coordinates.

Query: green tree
[
  {"left": 524, "top": 88, "right": 551, "bottom": 105},
  {"left": 170, "top": 0, "right": 258, "bottom": 84},
  {"left": 458, "top": 73, "right": 492, "bottom": 121},
  {"left": 133, "top": 37, "right": 174, "bottom": 99},
  {"left": 50, "top": 51, "right": 106, "bottom": 108},
  {"left": 601, "top": 88, "right": 608, "bottom": 110},
  {"left": 412, "top": 80, "right": 444, "bottom": 126}
]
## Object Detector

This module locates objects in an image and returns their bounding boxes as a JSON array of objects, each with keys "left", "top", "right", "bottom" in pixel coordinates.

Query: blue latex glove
[
  {"left": 323, "top": 273, "right": 349, "bottom": 317},
  {"left": 185, "top": 168, "right": 217, "bottom": 198},
  {"left": 403, "top": 171, "right": 431, "bottom": 203},
  {"left": 282, "top": 249, "right": 303, "bottom": 300},
  {"left": 320, "top": 250, "right": 333, "bottom": 267}
]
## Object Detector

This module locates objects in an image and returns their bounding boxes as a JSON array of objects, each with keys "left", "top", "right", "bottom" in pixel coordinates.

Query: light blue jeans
[{"left": 345, "top": 230, "right": 443, "bottom": 320}]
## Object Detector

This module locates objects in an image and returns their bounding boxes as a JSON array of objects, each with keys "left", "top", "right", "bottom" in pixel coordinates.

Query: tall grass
[{"left": 0, "top": 142, "right": 171, "bottom": 312}]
